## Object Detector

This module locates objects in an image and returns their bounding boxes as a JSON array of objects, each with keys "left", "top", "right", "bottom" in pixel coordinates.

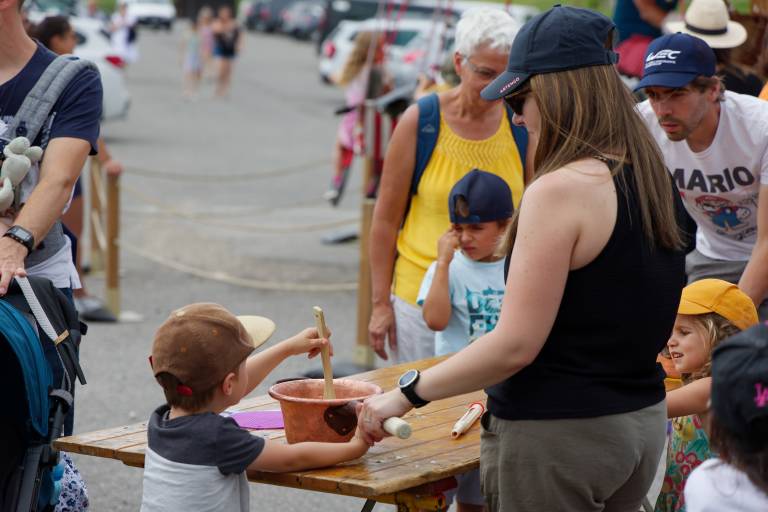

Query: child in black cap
[
  {"left": 416, "top": 169, "right": 513, "bottom": 512},
  {"left": 684, "top": 323, "right": 768, "bottom": 511}
]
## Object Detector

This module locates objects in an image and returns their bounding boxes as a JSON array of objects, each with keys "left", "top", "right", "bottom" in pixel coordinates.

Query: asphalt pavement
[{"left": 73, "top": 24, "right": 394, "bottom": 511}]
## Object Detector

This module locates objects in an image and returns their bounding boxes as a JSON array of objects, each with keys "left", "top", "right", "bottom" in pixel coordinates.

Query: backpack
[
  {"left": 410, "top": 93, "right": 529, "bottom": 196},
  {"left": 4, "top": 54, "right": 99, "bottom": 269}
]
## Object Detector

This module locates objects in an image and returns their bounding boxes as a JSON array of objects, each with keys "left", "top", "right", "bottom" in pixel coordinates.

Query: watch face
[{"left": 398, "top": 369, "right": 418, "bottom": 388}]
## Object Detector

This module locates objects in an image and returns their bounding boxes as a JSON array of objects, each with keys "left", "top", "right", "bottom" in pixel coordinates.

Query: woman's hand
[
  {"left": 368, "top": 302, "right": 396, "bottom": 360},
  {"left": 357, "top": 388, "right": 413, "bottom": 444}
]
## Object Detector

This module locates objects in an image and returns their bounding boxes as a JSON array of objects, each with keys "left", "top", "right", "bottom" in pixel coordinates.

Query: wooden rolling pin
[
  {"left": 313, "top": 306, "right": 335, "bottom": 399},
  {"left": 384, "top": 417, "right": 412, "bottom": 439}
]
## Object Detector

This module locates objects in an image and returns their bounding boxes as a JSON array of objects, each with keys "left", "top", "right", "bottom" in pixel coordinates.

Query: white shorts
[{"left": 391, "top": 295, "right": 435, "bottom": 364}]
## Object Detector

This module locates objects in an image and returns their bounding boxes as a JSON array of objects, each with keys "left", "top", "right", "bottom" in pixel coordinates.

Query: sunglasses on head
[{"left": 503, "top": 87, "right": 531, "bottom": 116}]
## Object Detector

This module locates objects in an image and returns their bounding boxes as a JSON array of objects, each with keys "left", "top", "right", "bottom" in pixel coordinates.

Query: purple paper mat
[{"left": 231, "top": 410, "right": 284, "bottom": 430}]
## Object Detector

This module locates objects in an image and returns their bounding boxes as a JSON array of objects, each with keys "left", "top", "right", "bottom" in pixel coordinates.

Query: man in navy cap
[{"left": 635, "top": 32, "right": 768, "bottom": 319}]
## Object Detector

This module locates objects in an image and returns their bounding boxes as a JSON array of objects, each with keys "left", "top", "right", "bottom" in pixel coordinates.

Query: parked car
[
  {"left": 318, "top": 18, "right": 445, "bottom": 87},
  {"left": 316, "top": 0, "right": 539, "bottom": 54},
  {"left": 316, "top": 0, "right": 440, "bottom": 54},
  {"left": 387, "top": 25, "right": 457, "bottom": 88},
  {"left": 280, "top": 0, "right": 325, "bottom": 40},
  {"left": 244, "top": 0, "right": 295, "bottom": 32},
  {"left": 71, "top": 17, "right": 132, "bottom": 121},
  {"left": 125, "top": 0, "right": 175, "bottom": 30}
]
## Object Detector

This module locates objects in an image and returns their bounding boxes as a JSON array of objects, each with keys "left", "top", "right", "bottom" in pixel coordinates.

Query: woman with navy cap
[{"left": 359, "top": 5, "right": 689, "bottom": 511}]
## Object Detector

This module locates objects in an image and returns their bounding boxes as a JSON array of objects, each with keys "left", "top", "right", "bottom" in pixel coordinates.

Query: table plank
[{"left": 55, "top": 356, "right": 484, "bottom": 498}]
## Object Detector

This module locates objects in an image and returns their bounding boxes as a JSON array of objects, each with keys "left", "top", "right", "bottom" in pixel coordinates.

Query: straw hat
[{"left": 666, "top": 0, "right": 747, "bottom": 49}]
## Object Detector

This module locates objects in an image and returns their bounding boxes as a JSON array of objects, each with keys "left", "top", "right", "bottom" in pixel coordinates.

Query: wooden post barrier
[{"left": 87, "top": 157, "right": 121, "bottom": 317}]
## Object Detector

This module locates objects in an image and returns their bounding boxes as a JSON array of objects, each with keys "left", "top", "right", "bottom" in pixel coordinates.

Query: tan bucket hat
[{"left": 666, "top": 0, "right": 747, "bottom": 49}]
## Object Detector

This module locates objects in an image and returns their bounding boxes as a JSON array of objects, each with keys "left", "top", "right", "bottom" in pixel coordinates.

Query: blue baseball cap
[
  {"left": 449, "top": 170, "right": 513, "bottom": 224},
  {"left": 634, "top": 33, "right": 716, "bottom": 91},
  {"left": 481, "top": 5, "right": 618, "bottom": 100}
]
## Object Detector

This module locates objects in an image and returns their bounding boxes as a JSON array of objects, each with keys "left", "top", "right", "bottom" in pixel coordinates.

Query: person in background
[
  {"left": 323, "top": 31, "right": 385, "bottom": 205},
  {"left": 197, "top": 6, "right": 215, "bottom": 77},
  {"left": 34, "top": 15, "right": 125, "bottom": 322},
  {"left": 635, "top": 33, "right": 768, "bottom": 318},
  {"left": 181, "top": 11, "right": 205, "bottom": 99},
  {"left": 110, "top": 1, "right": 138, "bottom": 65},
  {"left": 613, "top": 0, "right": 679, "bottom": 77},
  {"left": 368, "top": 7, "right": 526, "bottom": 363},
  {"left": 665, "top": 0, "right": 762, "bottom": 96},
  {"left": 417, "top": 170, "right": 513, "bottom": 512},
  {"left": 684, "top": 322, "right": 768, "bottom": 511},
  {"left": 212, "top": 5, "right": 241, "bottom": 98},
  {"left": 656, "top": 279, "right": 758, "bottom": 511}
]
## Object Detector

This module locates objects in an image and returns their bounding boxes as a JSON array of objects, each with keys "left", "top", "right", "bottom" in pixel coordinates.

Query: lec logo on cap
[{"left": 646, "top": 49, "right": 681, "bottom": 68}]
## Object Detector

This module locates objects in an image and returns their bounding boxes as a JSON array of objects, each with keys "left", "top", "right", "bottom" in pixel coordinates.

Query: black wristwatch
[
  {"left": 398, "top": 369, "right": 429, "bottom": 408},
  {"left": 3, "top": 225, "right": 34, "bottom": 254}
]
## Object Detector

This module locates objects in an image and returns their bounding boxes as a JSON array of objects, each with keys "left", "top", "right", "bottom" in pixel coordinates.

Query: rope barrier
[
  {"left": 123, "top": 157, "right": 331, "bottom": 183},
  {"left": 120, "top": 183, "right": 361, "bottom": 232},
  {"left": 118, "top": 240, "right": 358, "bottom": 292}
]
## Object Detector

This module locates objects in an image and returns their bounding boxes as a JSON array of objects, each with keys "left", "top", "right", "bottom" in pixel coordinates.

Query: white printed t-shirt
[
  {"left": 685, "top": 458, "right": 768, "bottom": 511},
  {"left": 417, "top": 251, "right": 505, "bottom": 356},
  {"left": 637, "top": 91, "right": 768, "bottom": 261}
]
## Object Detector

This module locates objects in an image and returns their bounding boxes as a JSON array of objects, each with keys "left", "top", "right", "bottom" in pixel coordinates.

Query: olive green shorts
[{"left": 480, "top": 400, "right": 666, "bottom": 512}]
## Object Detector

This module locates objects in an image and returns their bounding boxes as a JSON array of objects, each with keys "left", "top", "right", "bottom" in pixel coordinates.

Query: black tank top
[{"left": 488, "top": 164, "right": 687, "bottom": 420}]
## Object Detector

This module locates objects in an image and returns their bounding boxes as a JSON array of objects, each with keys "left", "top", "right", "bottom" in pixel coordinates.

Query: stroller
[{"left": 0, "top": 276, "right": 86, "bottom": 511}]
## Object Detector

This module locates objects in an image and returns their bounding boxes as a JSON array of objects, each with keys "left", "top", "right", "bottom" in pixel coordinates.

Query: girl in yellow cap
[{"left": 656, "top": 279, "right": 759, "bottom": 512}]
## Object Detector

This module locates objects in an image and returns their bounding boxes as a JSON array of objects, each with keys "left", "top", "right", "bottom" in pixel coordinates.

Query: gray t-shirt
[{"left": 140, "top": 405, "right": 265, "bottom": 512}]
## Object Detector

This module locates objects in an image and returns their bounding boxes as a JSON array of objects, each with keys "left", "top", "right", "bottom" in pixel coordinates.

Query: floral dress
[{"left": 655, "top": 414, "right": 712, "bottom": 512}]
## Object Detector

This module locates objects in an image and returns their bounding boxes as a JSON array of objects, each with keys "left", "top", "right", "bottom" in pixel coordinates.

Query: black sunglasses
[{"left": 504, "top": 92, "right": 529, "bottom": 116}]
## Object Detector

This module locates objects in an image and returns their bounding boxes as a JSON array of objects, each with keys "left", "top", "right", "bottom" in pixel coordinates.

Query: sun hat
[
  {"left": 677, "top": 279, "right": 758, "bottom": 331},
  {"left": 449, "top": 169, "right": 513, "bottom": 223},
  {"left": 150, "top": 303, "right": 276, "bottom": 393},
  {"left": 634, "top": 32, "right": 716, "bottom": 90},
  {"left": 665, "top": 0, "right": 747, "bottom": 49},
  {"left": 711, "top": 322, "right": 768, "bottom": 449},
  {"left": 481, "top": 4, "right": 618, "bottom": 100}
]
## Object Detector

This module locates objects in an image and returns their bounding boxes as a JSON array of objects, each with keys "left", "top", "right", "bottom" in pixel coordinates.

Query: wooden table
[{"left": 56, "top": 356, "right": 482, "bottom": 511}]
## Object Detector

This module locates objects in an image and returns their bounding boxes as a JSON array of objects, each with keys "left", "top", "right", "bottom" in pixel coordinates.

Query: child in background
[
  {"left": 416, "top": 169, "right": 513, "bottom": 512},
  {"left": 685, "top": 322, "right": 768, "bottom": 511},
  {"left": 324, "top": 31, "right": 384, "bottom": 206},
  {"left": 656, "top": 279, "right": 759, "bottom": 512},
  {"left": 181, "top": 13, "right": 204, "bottom": 99},
  {"left": 141, "top": 303, "right": 370, "bottom": 512}
]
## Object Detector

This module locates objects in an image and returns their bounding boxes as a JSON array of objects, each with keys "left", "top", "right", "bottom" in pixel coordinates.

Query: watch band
[
  {"left": 3, "top": 225, "right": 34, "bottom": 254},
  {"left": 400, "top": 371, "right": 429, "bottom": 408}
]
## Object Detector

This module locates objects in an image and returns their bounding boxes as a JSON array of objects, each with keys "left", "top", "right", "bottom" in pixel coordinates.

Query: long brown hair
[
  {"left": 709, "top": 414, "right": 768, "bottom": 496},
  {"left": 338, "top": 31, "right": 379, "bottom": 86},
  {"left": 500, "top": 63, "right": 685, "bottom": 254}
]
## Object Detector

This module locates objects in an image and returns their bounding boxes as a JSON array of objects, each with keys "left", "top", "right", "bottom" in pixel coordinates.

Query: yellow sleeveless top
[{"left": 393, "top": 112, "right": 525, "bottom": 305}]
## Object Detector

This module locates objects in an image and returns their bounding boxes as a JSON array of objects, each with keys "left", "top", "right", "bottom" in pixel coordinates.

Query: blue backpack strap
[
  {"left": 412, "top": 93, "right": 441, "bottom": 195},
  {"left": 504, "top": 104, "right": 528, "bottom": 172}
]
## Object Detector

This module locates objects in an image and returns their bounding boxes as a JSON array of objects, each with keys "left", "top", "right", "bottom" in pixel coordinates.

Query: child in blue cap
[{"left": 416, "top": 169, "right": 513, "bottom": 512}]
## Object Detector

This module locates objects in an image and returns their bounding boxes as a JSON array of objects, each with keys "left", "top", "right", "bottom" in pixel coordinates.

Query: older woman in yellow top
[{"left": 368, "top": 7, "right": 529, "bottom": 363}]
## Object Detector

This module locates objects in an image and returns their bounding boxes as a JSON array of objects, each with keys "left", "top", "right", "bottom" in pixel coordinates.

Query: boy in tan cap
[{"left": 141, "top": 303, "right": 370, "bottom": 512}]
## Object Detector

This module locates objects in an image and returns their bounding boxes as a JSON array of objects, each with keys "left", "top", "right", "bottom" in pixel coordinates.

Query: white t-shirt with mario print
[{"left": 638, "top": 91, "right": 768, "bottom": 262}]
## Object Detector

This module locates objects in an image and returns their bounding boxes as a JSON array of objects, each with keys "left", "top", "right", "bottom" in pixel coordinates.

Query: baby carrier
[{"left": 0, "top": 276, "right": 86, "bottom": 511}]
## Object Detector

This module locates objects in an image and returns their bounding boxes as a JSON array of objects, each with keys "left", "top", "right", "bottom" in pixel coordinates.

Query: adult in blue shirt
[{"left": 0, "top": 0, "right": 102, "bottom": 299}]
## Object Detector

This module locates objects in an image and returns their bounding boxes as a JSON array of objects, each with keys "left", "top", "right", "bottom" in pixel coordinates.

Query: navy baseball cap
[
  {"left": 711, "top": 322, "right": 768, "bottom": 450},
  {"left": 449, "top": 170, "right": 513, "bottom": 224},
  {"left": 634, "top": 33, "right": 716, "bottom": 91},
  {"left": 481, "top": 5, "right": 618, "bottom": 100}
]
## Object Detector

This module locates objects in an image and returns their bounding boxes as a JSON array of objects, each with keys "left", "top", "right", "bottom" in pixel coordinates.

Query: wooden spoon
[{"left": 313, "top": 306, "right": 335, "bottom": 399}]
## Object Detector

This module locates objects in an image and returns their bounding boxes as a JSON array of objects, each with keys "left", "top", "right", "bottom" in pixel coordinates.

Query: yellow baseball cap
[{"left": 678, "top": 279, "right": 759, "bottom": 331}]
